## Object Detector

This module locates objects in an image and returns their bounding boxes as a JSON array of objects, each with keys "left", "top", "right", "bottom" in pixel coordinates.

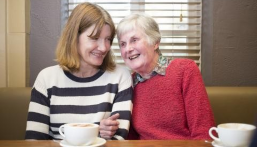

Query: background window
[{"left": 68, "top": 0, "right": 202, "bottom": 69}]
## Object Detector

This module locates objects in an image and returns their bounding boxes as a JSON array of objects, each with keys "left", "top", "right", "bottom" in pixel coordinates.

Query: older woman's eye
[
  {"left": 132, "top": 38, "right": 139, "bottom": 43},
  {"left": 120, "top": 42, "right": 126, "bottom": 47}
]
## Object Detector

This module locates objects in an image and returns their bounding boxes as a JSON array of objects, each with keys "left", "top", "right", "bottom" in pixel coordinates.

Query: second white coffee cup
[
  {"left": 209, "top": 123, "right": 256, "bottom": 147},
  {"left": 59, "top": 123, "right": 99, "bottom": 146}
]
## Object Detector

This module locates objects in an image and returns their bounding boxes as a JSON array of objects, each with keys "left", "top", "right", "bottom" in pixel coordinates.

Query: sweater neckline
[{"left": 63, "top": 70, "right": 104, "bottom": 83}]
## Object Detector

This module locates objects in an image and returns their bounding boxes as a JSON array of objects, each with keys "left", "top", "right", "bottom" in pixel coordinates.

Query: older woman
[
  {"left": 25, "top": 2, "right": 133, "bottom": 140},
  {"left": 116, "top": 13, "right": 215, "bottom": 140}
]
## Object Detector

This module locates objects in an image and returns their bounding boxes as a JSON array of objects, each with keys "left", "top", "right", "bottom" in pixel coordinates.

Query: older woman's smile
[{"left": 129, "top": 54, "right": 140, "bottom": 60}]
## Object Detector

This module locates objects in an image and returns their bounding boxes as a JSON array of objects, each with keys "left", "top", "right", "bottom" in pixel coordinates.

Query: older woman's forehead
[
  {"left": 119, "top": 30, "right": 136, "bottom": 40},
  {"left": 119, "top": 28, "right": 146, "bottom": 39},
  {"left": 118, "top": 26, "right": 146, "bottom": 39},
  {"left": 118, "top": 21, "right": 136, "bottom": 35}
]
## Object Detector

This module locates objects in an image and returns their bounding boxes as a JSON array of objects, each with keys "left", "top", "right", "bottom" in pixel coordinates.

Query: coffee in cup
[
  {"left": 59, "top": 123, "right": 99, "bottom": 146},
  {"left": 209, "top": 123, "right": 256, "bottom": 147}
]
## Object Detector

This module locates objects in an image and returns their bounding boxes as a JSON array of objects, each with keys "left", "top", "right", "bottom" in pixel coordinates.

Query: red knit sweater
[{"left": 128, "top": 59, "right": 215, "bottom": 140}]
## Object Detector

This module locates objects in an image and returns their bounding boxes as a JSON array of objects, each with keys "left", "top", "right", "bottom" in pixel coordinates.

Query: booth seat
[{"left": 0, "top": 87, "right": 257, "bottom": 140}]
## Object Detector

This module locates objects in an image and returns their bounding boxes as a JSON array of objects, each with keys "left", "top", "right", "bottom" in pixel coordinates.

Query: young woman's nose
[{"left": 97, "top": 39, "right": 109, "bottom": 52}]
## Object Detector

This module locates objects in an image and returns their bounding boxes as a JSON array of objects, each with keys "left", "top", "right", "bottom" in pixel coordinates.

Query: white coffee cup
[
  {"left": 59, "top": 123, "right": 99, "bottom": 146},
  {"left": 209, "top": 123, "right": 256, "bottom": 147}
]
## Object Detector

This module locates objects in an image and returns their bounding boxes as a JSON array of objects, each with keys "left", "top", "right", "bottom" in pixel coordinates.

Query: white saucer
[
  {"left": 211, "top": 141, "right": 247, "bottom": 147},
  {"left": 60, "top": 137, "right": 106, "bottom": 147},
  {"left": 212, "top": 141, "right": 224, "bottom": 147}
]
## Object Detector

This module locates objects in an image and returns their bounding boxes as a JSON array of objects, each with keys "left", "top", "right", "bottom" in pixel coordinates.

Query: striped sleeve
[
  {"left": 111, "top": 68, "right": 133, "bottom": 140},
  {"left": 25, "top": 81, "right": 51, "bottom": 139}
]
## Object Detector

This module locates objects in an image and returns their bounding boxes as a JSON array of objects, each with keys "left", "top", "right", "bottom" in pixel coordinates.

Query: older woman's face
[{"left": 119, "top": 29, "right": 159, "bottom": 73}]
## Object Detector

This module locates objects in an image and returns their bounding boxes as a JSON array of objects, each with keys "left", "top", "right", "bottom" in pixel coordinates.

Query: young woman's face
[
  {"left": 119, "top": 29, "right": 159, "bottom": 74},
  {"left": 78, "top": 24, "right": 112, "bottom": 69}
]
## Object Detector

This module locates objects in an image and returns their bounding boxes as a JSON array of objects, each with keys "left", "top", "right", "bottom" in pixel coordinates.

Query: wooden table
[{"left": 0, "top": 140, "right": 213, "bottom": 147}]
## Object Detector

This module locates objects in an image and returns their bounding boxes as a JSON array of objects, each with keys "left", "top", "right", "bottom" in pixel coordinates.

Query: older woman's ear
[{"left": 154, "top": 42, "right": 160, "bottom": 50}]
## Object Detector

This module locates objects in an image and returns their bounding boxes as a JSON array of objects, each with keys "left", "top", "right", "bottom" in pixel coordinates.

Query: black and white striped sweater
[{"left": 25, "top": 65, "right": 133, "bottom": 140}]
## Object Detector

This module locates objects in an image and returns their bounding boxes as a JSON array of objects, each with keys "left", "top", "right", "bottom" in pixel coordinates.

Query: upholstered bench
[
  {"left": 206, "top": 87, "right": 257, "bottom": 125},
  {"left": 0, "top": 87, "right": 31, "bottom": 140},
  {"left": 0, "top": 87, "right": 257, "bottom": 140}
]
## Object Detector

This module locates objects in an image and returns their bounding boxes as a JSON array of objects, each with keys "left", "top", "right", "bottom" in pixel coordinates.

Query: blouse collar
[{"left": 133, "top": 54, "right": 172, "bottom": 87}]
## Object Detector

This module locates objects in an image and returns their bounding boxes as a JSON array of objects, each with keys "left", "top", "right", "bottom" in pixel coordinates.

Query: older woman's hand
[{"left": 99, "top": 113, "right": 120, "bottom": 139}]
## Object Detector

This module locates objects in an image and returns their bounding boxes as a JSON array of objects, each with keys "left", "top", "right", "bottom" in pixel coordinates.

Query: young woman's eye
[{"left": 89, "top": 37, "right": 98, "bottom": 40}]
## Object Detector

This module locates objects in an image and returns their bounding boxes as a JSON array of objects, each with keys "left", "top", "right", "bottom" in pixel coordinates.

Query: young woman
[{"left": 25, "top": 2, "right": 133, "bottom": 140}]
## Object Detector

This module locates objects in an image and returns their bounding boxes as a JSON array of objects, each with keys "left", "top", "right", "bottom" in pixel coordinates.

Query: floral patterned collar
[{"left": 133, "top": 55, "right": 172, "bottom": 87}]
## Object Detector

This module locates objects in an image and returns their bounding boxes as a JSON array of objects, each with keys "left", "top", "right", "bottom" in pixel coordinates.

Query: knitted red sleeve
[{"left": 182, "top": 60, "right": 215, "bottom": 139}]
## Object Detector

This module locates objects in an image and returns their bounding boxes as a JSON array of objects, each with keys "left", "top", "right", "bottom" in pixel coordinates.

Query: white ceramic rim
[
  {"left": 218, "top": 123, "right": 256, "bottom": 130},
  {"left": 64, "top": 123, "right": 99, "bottom": 128}
]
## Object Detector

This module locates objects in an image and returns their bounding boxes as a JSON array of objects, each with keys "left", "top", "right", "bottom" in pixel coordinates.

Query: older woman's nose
[{"left": 126, "top": 43, "right": 134, "bottom": 52}]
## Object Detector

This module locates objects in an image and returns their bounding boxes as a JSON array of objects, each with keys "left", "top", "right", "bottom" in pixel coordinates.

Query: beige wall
[
  {"left": 0, "top": 0, "right": 30, "bottom": 87},
  {"left": 0, "top": 0, "right": 7, "bottom": 87}
]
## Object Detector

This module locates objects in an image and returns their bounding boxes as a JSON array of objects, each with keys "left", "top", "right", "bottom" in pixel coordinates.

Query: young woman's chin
[
  {"left": 84, "top": 59, "right": 104, "bottom": 68},
  {"left": 93, "top": 61, "right": 103, "bottom": 67}
]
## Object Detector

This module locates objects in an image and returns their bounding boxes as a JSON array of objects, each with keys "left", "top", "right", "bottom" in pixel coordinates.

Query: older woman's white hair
[{"left": 116, "top": 13, "right": 161, "bottom": 54}]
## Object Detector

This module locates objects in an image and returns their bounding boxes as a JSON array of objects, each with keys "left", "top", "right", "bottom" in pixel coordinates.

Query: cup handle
[
  {"left": 59, "top": 125, "right": 65, "bottom": 138},
  {"left": 209, "top": 127, "right": 220, "bottom": 142}
]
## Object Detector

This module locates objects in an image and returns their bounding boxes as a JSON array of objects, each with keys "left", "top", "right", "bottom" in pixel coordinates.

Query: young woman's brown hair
[{"left": 56, "top": 2, "right": 116, "bottom": 72}]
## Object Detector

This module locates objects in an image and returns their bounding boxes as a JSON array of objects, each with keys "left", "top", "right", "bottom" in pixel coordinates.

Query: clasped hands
[{"left": 99, "top": 113, "right": 120, "bottom": 139}]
